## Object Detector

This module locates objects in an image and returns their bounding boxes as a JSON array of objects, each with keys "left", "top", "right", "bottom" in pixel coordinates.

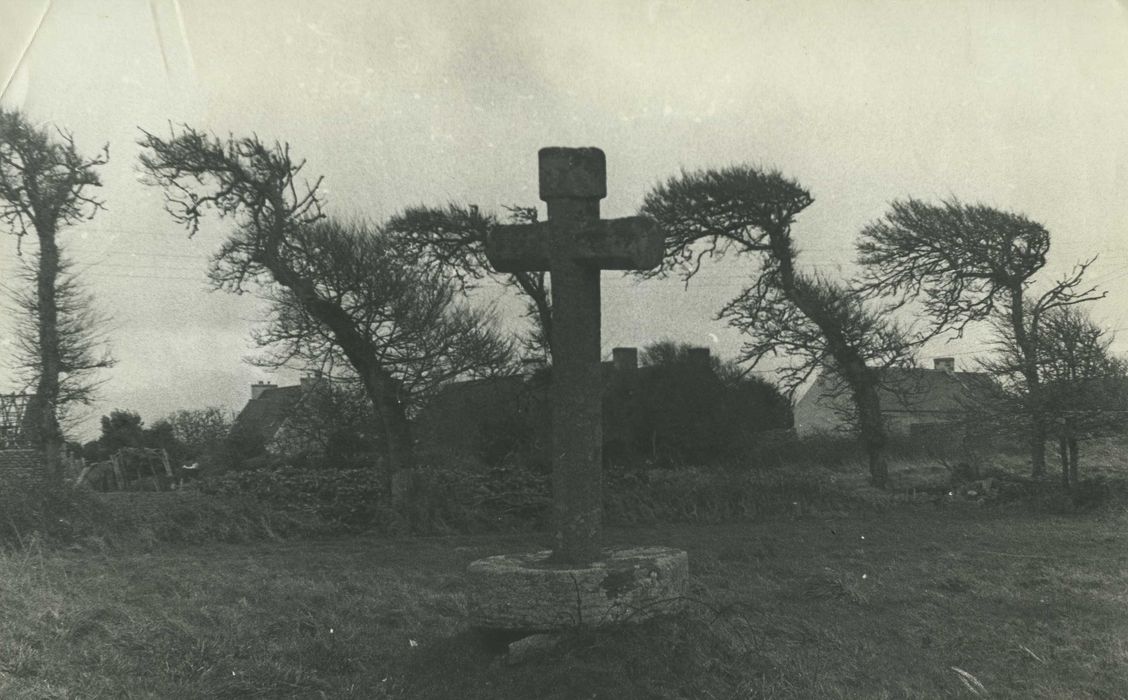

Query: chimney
[
  {"left": 687, "top": 347, "right": 711, "bottom": 368},
  {"left": 612, "top": 347, "right": 638, "bottom": 372},
  {"left": 933, "top": 357, "right": 955, "bottom": 374},
  {"left": 300, "top": 371, "right": 324, "bottom": 392},
  {"left": 251, "top": 382, "right": 277, "bottom": 400}
]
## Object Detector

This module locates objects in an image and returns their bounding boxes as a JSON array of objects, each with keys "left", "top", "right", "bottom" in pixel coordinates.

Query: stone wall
[
  {"left": 0, "top": 449, "right": 47, "bottom": 505},
  {"left": 92, "top": 491, "right": 208, "bottom": 523}
]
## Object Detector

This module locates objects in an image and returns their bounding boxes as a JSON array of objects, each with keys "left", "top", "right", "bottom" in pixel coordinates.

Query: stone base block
[{"left": 466, "top": 546, "right": 689, "bottom": 631}]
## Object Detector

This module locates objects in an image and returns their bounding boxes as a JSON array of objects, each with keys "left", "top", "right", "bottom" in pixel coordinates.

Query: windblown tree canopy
[
  {"left": 856, "top": 198, "right": 1105, "bottom": 478},
  {"left": 0, "top": 108, "right": 111, "bottom": 481},
  {"left": 638, "top": 166, "right": 810, "bottom": 281},
  {"left": 641, "top": 165, "right": 917, "bottom": 488},
  {"left": 250, "top": 219, "right": 516, "bottom": 413},
  {"left": 386, "top": 204, "right": 551, "bottom": 362},
  {"left": 138, "top": 126, "right": 514, "bottom": 480},
  {"left": 857, "top": 199, "right": 1056, "bottom": 336},
  {"left": 719, "top": 268, "right": 916, "bottom": 393}
]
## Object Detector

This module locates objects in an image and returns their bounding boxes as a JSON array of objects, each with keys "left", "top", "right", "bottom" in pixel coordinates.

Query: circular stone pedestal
[{"left": 466, "top": 546, "right": 689, "bottom": 631}]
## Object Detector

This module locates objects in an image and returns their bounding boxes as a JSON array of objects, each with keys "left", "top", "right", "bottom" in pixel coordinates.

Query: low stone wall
[
  {"left": 467, "top": 546, "right": 690, "bottom": 631},
  {"left": 92, "top": 491, "right": 209, "bottom": 522},
  {"left": 0, "top": 449, "right": 47, "bottom": 506}
]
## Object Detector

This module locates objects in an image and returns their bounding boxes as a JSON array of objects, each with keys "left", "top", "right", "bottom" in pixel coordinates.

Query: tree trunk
[
  {"left": 36, "top": 226, "right": 63, "bottom": 484},
  {"left": 1029, "top": 418, "right": 1047, "bottom": 479},
  {"left": 1058, "top": 435, "right": 1070, "bottom": 488},
  {"left": 867, "top": 447, "right": 889, "bottom": 490},
  {"left": 1058, "top": 417, "right": 1080, "bottom": 490},
  {"left": 1009, "top": 287, "right": 1046, "bottom": 478},
  {"left": 382, "top": 394, "right": 417, "bottom": 501},
  {"left": 1068, "top": 436, "right": 1079, "bottom": 489},
  {"left": 357, "top": 363, "right": 415, "bottom": 496},
  {"left": 855, "top": 384, "right": 889, "bottom": 489},
  {"left": 264, "top": 252, "right": 417, "bottom": 487},
  {"left": 768, "top": 228, "right": 891, "bottom": 489}
]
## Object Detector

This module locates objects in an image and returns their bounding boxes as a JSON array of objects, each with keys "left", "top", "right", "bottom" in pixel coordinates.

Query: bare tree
[
  {"left": 642, "top": 166, "right": 916, "bottom": 487},
  {"left": 857, "top": 198, "right": 1105, "bottom": 477},
  {"left": 138, "top": 126, "right": 513, "bottom": 488},
  {"left": 0, "top": 108, "right": 109, "bottom": 481},
  {"left": 386, "top": 204, "right": 551, "bottom": 363},
  {"left": 985, "top": 304, "right": 1126, "bottom": 488},
  {"left": 161, "top": 406, "right": 233, "bottom": 458}
]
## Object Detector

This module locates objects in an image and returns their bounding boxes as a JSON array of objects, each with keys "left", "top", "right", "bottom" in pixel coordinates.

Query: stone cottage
[{"left": 230, "top": 374, "right": 330, "bottom": 455}]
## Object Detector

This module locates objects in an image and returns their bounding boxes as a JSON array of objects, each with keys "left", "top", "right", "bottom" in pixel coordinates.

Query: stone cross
[{"left": 486, "top": 147, "right": 663, "bottom": 565}]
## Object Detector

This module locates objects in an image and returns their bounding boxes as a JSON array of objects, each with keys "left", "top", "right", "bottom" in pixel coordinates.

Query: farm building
[{"left": 793, "top": 357, "right": 995, "bottom": 438}]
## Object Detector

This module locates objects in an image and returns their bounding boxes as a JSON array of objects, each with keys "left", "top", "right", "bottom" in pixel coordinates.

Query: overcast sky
[{"left": 2, "top": 0, "right": 1127, "bottom": 441}]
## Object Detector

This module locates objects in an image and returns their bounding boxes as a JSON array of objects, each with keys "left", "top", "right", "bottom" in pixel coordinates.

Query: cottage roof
[
  {"left": 801, "top": 367, "right": 996, "bottom": 415},
  {"left": 878, "top": 368, "right": 996, "bottom": 413},
  {"left": 232, "top": 385, "right": 303, "bottom": 442}
]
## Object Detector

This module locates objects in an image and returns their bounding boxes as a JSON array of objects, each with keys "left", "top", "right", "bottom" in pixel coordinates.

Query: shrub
[
  {"left": 604, "top": 466, "right": 847, "bottom": 525},
  {"left": 200, "top": 467, "right": 387, "bottom": 530},
  {"left": 399, "top": 464, "right": 550, "bottom": 534},
  {"left": 0, "top": 484, "right": 111, "bottom": 547},
  {"left": 200, "top": 460, "right": 881, "bottom": 535},
  {"left": 200, "top": 463, "right": 552, "bottom": 535}
]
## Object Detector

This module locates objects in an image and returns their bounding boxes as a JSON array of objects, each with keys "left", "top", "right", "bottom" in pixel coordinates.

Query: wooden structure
[
  {"left": 76, "top": 447, "right": 176, "bottom": 492},
  {"left": 0, "top": 393, "right": 35, "bottom": 449}
]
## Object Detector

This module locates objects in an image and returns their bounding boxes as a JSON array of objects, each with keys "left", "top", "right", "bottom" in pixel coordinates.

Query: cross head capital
[{"left": 486, "top": 147, "right": 663, "bottom": 273}]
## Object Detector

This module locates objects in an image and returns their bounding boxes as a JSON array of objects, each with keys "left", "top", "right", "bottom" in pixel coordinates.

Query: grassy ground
[{"left": 2, "top": 502, "right": 1126, "bottom": 699}]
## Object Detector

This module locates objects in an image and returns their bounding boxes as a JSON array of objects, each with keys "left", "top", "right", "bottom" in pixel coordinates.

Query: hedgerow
[{"left": 198, "top": 464, "right": 552, "bottom": 534}]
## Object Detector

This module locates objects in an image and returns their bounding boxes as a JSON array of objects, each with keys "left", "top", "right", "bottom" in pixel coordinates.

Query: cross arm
[{"left": 486, "top": 217, "right": 663, "bottom": 272}]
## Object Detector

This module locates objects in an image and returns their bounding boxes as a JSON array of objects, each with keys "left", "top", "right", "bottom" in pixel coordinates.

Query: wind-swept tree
[
  {"left": 857, "top": 198, "right": 1105, "bottom": 477},
  {"left": 0, "top": 108, "right": 110, "bottom": 481},
  {"left": 249, "top": 219, "right": 516, "bottom": 416},
  {"left": 386, "top": 204, "right": 551, "bottom": 363},
  {"left": 642, "top": 166, "right": 916, "bottom": 487},
  {"left": 138, "top": 126, "right": 514, "bottom": 487}
]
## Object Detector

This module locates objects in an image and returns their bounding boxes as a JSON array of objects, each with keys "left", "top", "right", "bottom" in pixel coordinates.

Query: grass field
[{"left": 2, "top": 501, "right": 1126, "bottom": 699}]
